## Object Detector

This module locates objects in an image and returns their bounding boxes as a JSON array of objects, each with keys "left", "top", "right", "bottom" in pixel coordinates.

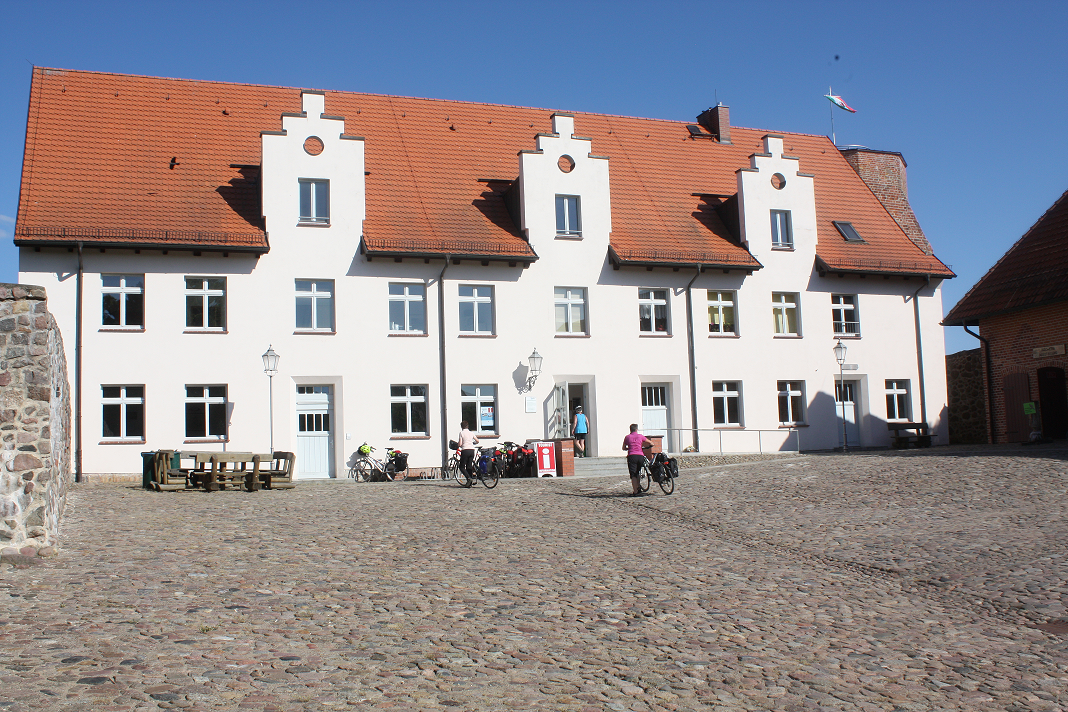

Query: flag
[{"left": 825, "top": 93, "right": 856, "bottom": 113}]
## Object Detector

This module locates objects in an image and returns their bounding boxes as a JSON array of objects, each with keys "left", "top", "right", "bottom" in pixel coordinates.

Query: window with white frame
[
  {"left": 102, "top": 275, "right": 144, "bottom": 328},
  {"left": 772, "top": 292, "right": 800, "bottom": 335},
  {"left": 885, "top": 380, "right": 911, "bottom": 422},
  {"left": 555, "top": 195, "right": 581, "bottom": 236},
  {"left": 712, "top": 382, "right": 742, "bottom": 426},
  {"left": 101, "top": 385, "right": 144, "bottom": 440},
  {"left": 185, "top": 385, "right": 227, "bottom": 440},
  {"left": 771, "top": 210, "right": 793, "bottom": 248},
  {"left": 707, "top": 290, "right": 736, "bottom": 334},
  {"left": 295, "top": 280, "right": 334, "bottom": 331},
  {"left": 459, "top": 285, "right": 494, "bottom": 334},
  {"left": 832, "top": 294, "right": 860, "bottom": 336},
  {"left": 391, "top": 385, "right": 428, "bottom": 435},
  {"left": 461, "top": 384, "right": 497, "bottom": 434},
  {"left": 638, "top": 289, "right": 669, "bottom": 333},
  {"left": 777, "top": 381, "right": 805, "bottom": 425},
  {"left": 554, "top": 287, "right": 587, "bottom": 334},
  {"left": 299, "top": 179, "right": 329, "bottom": 223},
  {"left": 185, "top": 277, "right": 226, "bottom": 330},
  {"left": 389, "top": 283, "right": 426, "bottom": 333}
]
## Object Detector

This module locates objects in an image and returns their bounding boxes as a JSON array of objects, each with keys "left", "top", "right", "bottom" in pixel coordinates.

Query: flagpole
[{"left": 828, "top": 85, "right": 836, "bottom": 146}]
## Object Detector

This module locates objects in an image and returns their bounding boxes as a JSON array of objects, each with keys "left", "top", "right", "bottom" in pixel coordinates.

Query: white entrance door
[
  {"left": 296, "top": 385, "right": 334, "bottom": 479},
  {"left": 641, "top": 385, "right": 669, "bottom": 448},
  {"left": 550, "top": 383, "right": 568, "bottom": 439},
  {"left": 835, "top": 380, "right": 860, "bottom": 448}
]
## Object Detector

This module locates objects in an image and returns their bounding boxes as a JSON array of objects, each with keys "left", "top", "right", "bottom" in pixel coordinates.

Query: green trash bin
[{"left": 141, "top": 451, "right": 156, "bottom": 490}]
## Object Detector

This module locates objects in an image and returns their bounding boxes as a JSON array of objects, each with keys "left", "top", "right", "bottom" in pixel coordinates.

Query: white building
[{"left": 13, "top": 68, "right": 954, "bottom": 478}]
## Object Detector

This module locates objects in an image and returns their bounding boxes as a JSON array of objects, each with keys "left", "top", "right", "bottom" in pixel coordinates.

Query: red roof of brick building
[
  {"left": 944, "top": 188, "right": 1068, "bottom": 325},
  {"left": 15, "top": 67, "right": 952, "bottom": 276}
]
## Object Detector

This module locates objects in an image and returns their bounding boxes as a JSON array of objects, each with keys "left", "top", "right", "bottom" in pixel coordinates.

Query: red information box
[{"left": 535, "top": 442, "right": 557, "bottom": 477}]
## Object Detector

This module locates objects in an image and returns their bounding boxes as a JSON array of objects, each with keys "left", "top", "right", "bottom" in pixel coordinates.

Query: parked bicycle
[
  {"left": 348, "top": 443, "right": 408, "bottom": 482},
  {"left": 636, "top": 452, "right": 677, "bottom": 495},
  {"left": 500, "top": 441, "right": 536, "bottom": 478}
]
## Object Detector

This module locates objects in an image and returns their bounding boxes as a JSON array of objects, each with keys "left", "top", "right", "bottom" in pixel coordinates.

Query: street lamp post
[
  {"left": 262, "top": 345, "right": 280, "bottom": 454},
  {"left": 833, "top": 338, "right": 848, "bottom": 452}
]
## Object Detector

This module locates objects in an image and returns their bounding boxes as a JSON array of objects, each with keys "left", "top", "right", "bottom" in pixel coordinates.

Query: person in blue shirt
[{"left": 572, "top": 406, "right": 590, "bottom": 458}]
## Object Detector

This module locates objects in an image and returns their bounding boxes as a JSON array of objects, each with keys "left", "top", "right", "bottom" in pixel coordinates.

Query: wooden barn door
[{"left": 1002, "top": 372, "right": 1030, "bottom": 443}]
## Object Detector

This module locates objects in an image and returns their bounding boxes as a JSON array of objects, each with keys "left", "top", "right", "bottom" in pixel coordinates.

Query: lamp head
[
  {"left": 528, "top": 348, "right": 543, "bottom": 376},
  {"left": 262, "top": 345, "right": 280, "bottom": 375},
  {"left": 833, "top": 338, "right": 847, "bottom": 365}
]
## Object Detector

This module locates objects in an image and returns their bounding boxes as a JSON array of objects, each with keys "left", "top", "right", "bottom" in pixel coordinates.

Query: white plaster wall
[{"left": 17, "top": 108, "right": 950, "bottom": 474}]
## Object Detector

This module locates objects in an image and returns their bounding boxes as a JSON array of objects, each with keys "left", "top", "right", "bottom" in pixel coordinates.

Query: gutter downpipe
[
  {"left": 685, "top": 265, "right": 701, "bottom": 452},
  {"left": 963, "top": 324, "right": 995, "bottom": 444},
  {"left": 75, "top": 241, "right": 83, "bottom": 484},
  {"left": 437, "top": 255, "right": 450, "bottom": 468},
  {"left": 908, "top": 275, "right": 931, "bottom": 425}
]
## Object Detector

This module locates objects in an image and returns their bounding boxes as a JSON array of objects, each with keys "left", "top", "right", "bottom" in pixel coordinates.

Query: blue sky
[{"left": 1, "top": 0, "right": 1064, "bottom": 355}]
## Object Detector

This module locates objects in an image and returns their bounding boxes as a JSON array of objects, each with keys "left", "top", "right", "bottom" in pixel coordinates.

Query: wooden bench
[
  {"left": 888, "top": 422, "right": 933, "bottom": 448},
  {"left": 149, "top": 450, "right": 296, "bottom": 492},
  {"left": 203, "top": 452, "right": 258, "bottom": 491},
  {"left": 253, "top": 452, "right": 296, "bottom": 490}
]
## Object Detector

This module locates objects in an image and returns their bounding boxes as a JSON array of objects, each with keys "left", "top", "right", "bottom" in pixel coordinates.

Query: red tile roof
[
  {"left": 944, "top": 189, "right": 1068, "bottom": 325},
  {"left": 15, "top": 67, "right": 952, "bottom": 275}
]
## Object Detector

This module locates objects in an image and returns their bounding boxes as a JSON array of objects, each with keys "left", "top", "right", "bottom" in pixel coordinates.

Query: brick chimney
[
  {"left": 697, "top": 105, "right": 731, "bottom": 144},
  {"left": 839, "top": 147, "right": 932, "bottom": 255}
]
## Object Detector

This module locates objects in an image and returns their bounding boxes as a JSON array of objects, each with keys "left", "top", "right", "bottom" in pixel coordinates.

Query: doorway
[
  {"left": 1038, "top": 367, "right": 1068, "bottom": 439},
  {"left": 296, "top": 384, "right": 334, "bottom": 478},
  {"left": 641, "top": 384, "right": 670, "bottom": 450},
  {"left": 835, "top": 380, "right": 860, "bottom": 448}
]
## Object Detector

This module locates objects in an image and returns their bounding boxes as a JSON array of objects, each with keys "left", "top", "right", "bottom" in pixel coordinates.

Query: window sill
[
  {"left": 771, "top": 245, "right": 795, "bottom": 251},
  {"left": 184, "top": 329, "right": 228, "bottom": 335},
  {"left": 773, "top": 334, "right": 803, "bottom": 339},
  {"left": 555, "top": 234, "right": 583, "bottom": 240},
  {"left": 639, "top": 333, "right": 673, "bottom": 338},
  {"left": 297, "top": 221, "right": 331, "bottom": 227},
  {"left": 294, "top": 330, "right": 336, "bottom": 336},
  {"left": 457, "top": 333, "right": 496, "bottom": 338},
  {"left": 474, "top": 433, "right": 498, "bottom": 439},
  {"left": 99, "top": 439, "right": 146, "bottom": 445},
  {"left": 184, "top": 438, "right": 229, "bottom": 444},
  {"left": 388, "top": 332, "right": 429, "bottom": 337},
  {"left": 708, "top": 333, "right": 739, "bottom": 338},
  {"left": 555, "top": 333, "right": 590, "bottom": 338},
  {"left": 99, "top": 327, "right": 145, "bottom": 333},
  {"left": 711, "top": 426, "right": 745, "bottom": 430},
  {"left": 834, "top": 334, "right": 862, "bottom": 339},
  {"left": 778, "top": 424, "right": 808, "bottom": 428},
  {"left": 390, "top": 435, "right": 431, "bottom": 440}
]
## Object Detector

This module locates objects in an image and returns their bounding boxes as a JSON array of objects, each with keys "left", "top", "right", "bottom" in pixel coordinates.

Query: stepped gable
[
  {"left": 16, "top": 67, "right": 951, "bottom": 275},
  {"left": 945, "top": 188, "right": 1068, "bottom": 325}
]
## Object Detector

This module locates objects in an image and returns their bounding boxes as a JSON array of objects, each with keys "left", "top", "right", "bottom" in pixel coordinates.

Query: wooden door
[{"left": 1002, "top": 372, "right": 1030, "bottom": 444}]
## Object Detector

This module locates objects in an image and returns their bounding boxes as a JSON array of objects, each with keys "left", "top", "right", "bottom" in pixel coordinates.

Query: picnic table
[
  {"left": 888, "top": 422, "right": 933, "bottom": 448},
  {"left": 151, "top": 450, "right": 296, "bottom": 491}
]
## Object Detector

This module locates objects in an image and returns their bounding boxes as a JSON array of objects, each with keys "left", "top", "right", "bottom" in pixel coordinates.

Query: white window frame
[
  {"left": 771, "top": 210, "right": 793, "bottom": 248},
  {"left": 185, "top": 385, "right": 228, "bottom": 441},
  {"left": 554, "top": 287, "right": 588, "bottom": 335},
  {"left": 295, "top": 280, "right": 334, "bottom": 332},
  {"left": 390, "top": 385, "right": 429, "bottom": 436},
  {"left": 711, "top": 382, "right": 742, "bottom": 426},
  {"left": 298, "top": 179, "right": 330, "bottom": 224},
  {"left": 184, "top": 277, "right": 226, "bottom": 331},
  {"left": 458, "top": 285, "right": 495, "bottom": 335},
  {"left": 772, "top": 292, "right": 800, "bottom": 336},
  {"left": 638, "top": 288, "right": 670, "bottom": 334},
  {"left": 101, "top": 385, "right": 145, "bottom": 441},
  {"left": 461, "top": 384, "right": 498, "bottom": 435},
  {"left": 885, "top": 380, "right": 911, "bottom": 422},
  {"left": 555, "top": 195, "right": 581, "bottom": 237},
  {"left": 101, "top": 275, "right": 144, "bottom": 329},
  {"left": 707, "top": 290, "right": 737, "bottom": 335},
  {"left": 777, "top": 381, "right": 806, "bottom": 425},
  {"left": 389, "top": 283, "right": 427, "bottom": 334},
  {"left": 832, "top": 294, "right": 860, "bottom": 336}
]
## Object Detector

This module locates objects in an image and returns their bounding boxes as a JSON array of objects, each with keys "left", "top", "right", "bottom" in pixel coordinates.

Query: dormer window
[
  {"left": 556, "top": 195, "right": 581, "bottom": 237},
  {"left": 833, "top": 221, "right": 865, "bottom": 243},
  {"left": 299, "top": 179, "right": 330, "bottom": 224}
]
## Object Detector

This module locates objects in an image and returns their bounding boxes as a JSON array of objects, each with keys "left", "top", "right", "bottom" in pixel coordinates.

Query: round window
[
  {"left": 558, "top": 154, "right": 576, "bottom": 173},
  {"left": 303, "top": 136, "right": 324, "bottom": 156},
  {"left": 771, "top": 173, "right": 786, "bottom": 190}
]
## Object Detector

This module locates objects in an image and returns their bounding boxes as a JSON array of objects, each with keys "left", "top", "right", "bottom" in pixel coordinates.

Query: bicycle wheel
[
  {"left": 353, "top": 461, "right": 371, "bottom": 482},
  {"left": 445, "top": 455, "right": 459, "bottom": 481},
  {"left": 454, "top": 464, "right": 472, "bottom": 488},
  {"left": 658, "top": 466, "right": 675, "bottom": 495},
  {"left": 638, "top": 463, "right": 651, "bottom": 493},
  {"left": 384, "top": 464, "right": 396, "bottom": 482},
  {"left": 482, "top": 460, "right": 501, "bottom": 489}
]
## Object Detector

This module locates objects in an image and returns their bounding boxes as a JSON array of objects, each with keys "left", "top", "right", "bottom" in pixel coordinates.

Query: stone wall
[
  {"left": 0, "top": 284, "right": 71, "bottom": 549},
  {"left": 946, "top": 348, "right": 988, "bottom": 444}
]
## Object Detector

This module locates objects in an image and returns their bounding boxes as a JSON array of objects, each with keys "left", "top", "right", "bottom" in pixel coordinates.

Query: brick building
[{"left": 944, "top": 189, "right": 1068, "bottom": 443}]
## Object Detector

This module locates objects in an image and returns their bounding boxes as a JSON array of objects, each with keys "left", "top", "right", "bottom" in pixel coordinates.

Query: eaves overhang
[
  {"left": 14, "top": 226, "right": 269, "bottom": 254},
  {"left": 608, "top": 245, "right": 762, "bottom": 272},
  {"left": 815, "top": 255, "right": 955, "bottom": 279},
  {"left": 359, "top": 237, "right": 538, "bottom": 265}
]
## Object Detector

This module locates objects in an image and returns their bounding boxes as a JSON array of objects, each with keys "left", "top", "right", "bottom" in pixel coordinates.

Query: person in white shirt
[{"left": 458, "top": 421, "right": 479, "bottom": 480}]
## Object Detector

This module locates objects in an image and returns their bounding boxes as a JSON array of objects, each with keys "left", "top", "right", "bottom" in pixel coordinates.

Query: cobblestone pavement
[{"left": 3, "top": 448, "right": 1068, "bottom": 711}]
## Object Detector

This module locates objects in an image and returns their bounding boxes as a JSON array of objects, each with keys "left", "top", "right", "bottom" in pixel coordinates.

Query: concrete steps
[{"left": 572, "top": 456, "right": 629, "bottom": 479}]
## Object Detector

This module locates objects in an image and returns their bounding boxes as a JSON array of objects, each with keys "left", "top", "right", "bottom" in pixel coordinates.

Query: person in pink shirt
[{"left": 622, "top": 423, "right": 652, "bottom": 496}]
